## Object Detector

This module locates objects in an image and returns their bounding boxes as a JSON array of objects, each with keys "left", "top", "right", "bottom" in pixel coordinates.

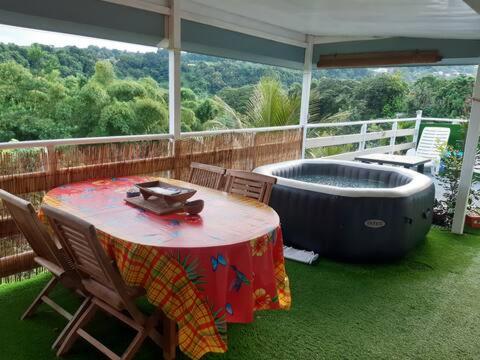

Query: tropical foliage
[
  {"left": 0, "top": 43, "right": 476, "bottom": 142},
  {"left": 433, "top": 146, "right": 480, "bottom": 228}
]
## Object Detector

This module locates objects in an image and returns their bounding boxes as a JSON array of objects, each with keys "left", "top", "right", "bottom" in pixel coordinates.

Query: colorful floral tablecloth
[{"left": 42, "top": 176, "right": 291, "bottom": 359}]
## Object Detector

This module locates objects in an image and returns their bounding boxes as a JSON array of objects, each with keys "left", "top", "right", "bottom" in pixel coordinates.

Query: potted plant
[
  {"left": 433, "top": 145, "right": 480, "bottom": 229},
  {"left": 465, "top": 209, "right": 480, "bottom": 228}
]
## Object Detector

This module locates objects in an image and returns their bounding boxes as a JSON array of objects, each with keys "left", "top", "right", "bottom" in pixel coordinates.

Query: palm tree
[
  {"left": 244, "top": 77, "right": 301, "bottom": 127},
  {"left": 204, "top": 96, "right": 244, "bottom": 130},
  {"left": 210, "top": 77, "right": 301, "bottom": 129}
]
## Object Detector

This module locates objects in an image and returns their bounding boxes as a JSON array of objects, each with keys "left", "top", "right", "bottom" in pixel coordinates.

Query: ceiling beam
[
  {"left": 180, "top": 1, "right": 308, "bottom": 48},
  {"left": 105, "top": 0, "right": 309, "bottom": 47},
  {"left": 312, "top": 36, "right": 384, "bottom": 45},
  {"left": 101, "top": 0, "right": 170, "bottom": 15}
]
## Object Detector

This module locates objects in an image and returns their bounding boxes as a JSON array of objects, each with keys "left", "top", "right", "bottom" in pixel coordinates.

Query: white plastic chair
[{"left": 406, "top": 127, "right": 450, "bottom": 174}]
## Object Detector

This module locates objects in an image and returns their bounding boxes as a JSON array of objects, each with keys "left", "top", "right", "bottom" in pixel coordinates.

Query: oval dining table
[{"left": 41, "top": 176, "right": 291, "bottom": 360}]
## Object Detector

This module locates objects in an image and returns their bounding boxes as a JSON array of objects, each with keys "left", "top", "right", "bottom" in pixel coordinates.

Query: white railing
[
  {"left": 421, "top": 117, "right": 468, "bottom": 124},
  {"left": 0, "top": 114, "right": 466, "bottom": 161},
  {"left": 303, "top": 112, "right": 467, "bottom": 160},
  {"left": 0, "top": 133, "right": 174, "bottom": 150},
  {"left": 0, "top": 125, "right": 304, "bottom": 151},
  {"left": 181, "top": 125, "right": 302, "bottom": 138}
]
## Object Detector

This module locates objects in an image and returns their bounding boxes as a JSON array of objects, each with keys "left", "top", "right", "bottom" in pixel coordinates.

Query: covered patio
[{"left": 1, "top": 0, "right": 480, "bottom": 359}]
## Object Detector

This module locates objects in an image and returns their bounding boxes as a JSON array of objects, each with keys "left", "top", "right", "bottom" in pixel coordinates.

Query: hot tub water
[{"left": 290, "top": 174, "right": 390, "bottom": 188}]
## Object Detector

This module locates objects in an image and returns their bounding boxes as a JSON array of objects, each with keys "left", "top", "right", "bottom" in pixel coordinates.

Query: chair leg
[
  {"left": 146, "top": 308, "right": 163, "bottom": 347},
  {"left": 57, "top": 302, "right": 98, "bottom": 356},
  {"left": 162, "top": 314, "right": 177, "bottom": 360},
  {"left": 21, "top": 276, "right": 59, "bottom": 320},
  {"left": 122, "top": 307, "right": 163, "bottom": 360},
  {"left": 121, "top": 330, "right": 148, "bottom": 360},
  {"left": 52, "top": 296, "right": 92, "bottom": 350}
]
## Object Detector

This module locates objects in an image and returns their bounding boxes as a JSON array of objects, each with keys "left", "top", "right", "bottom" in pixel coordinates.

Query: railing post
[
  {"left": 390, "top": 120, "right": 398, "bottom": 153},
  {"left": 46, "top": 145, "right": 57, "bottom": 189},
  {"left": 413, "top": 110, "right": 423, "bottom": 146},
  {"left": 168, "top": 0, "right": 181, "bottom": 140},
  {"left": 300, "top": 35, "right": 313, "bottom": 159},
  {"left": 301, "top": 125, "right": 309, "bottom": 159},
  {"left": 358, "top": 123, "right": 367, "bottom": 152},
  {"left": 452, "top": 67, "right": 480, "bottom": 234},
  {"left": 46, "top": 145, "right": 57, "bottom": 173}
]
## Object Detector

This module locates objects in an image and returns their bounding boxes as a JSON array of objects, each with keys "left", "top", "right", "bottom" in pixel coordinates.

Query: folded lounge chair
[{"left": 406, "top": 126, "right": 450, "bottom": 174}]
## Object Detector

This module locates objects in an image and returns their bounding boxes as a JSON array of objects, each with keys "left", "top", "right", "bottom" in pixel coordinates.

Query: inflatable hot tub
[{"left": 255, "top": 159, "right": 434, "bottom": 262}]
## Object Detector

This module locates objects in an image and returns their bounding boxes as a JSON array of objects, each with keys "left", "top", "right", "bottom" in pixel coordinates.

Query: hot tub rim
[{"left": 254, "top": 159, "right": 433, "bottom": 198}]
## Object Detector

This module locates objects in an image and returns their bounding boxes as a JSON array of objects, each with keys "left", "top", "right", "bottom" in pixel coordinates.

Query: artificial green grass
[{"left": 2, "top": 228, "right": 480, "bottom": 359}]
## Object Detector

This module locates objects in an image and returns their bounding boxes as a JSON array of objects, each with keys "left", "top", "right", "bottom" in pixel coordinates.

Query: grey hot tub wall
[{"left": 256, "top": 160, "right": 435, "bottom": 262}]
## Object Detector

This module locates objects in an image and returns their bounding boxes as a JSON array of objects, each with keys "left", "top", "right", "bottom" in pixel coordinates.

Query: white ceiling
[{"left": 183, "top": 0, "right": 480, "bottom": 40}]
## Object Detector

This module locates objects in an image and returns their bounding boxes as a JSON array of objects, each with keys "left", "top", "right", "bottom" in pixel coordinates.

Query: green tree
[
  {"left": 74, "top": 81, "right": 110, "bottom": 136},
  {"left": 353, "top": 74, "right": 408, "bottom": 119},
  {"left": 406, "top": 75, "right": 474, "bottom": 118},
  {"left": 309, "top": 78, "right": 356, "bottom": 122},
  {"left": 217, "top": 85, "right": 254, "bottom": 114},
  {"left": 180, "top": 108, "right": 199, "bottom": 132},
  {"left": 98, "top": 101, "right": 135, "bottom": 135},
  {"left": 406, "top": 75, "right": 443, "bottom": 116},
  {"left": 433, "top": 75, "right": 474, "bottom": 118},
  {"left": 107, "top": 80, "right": 147, "bottom": 102},
  {"left": 195, "top": 99, "right": 219, "bottom": 123},
  {"left": 181, "top": 88, "right": 197, "bottom": 101},
  {"left": 26, "top": 44, "right": 60, "bottom": 74},
  {"left": 92, "top": 60, "right": 115, "bottom": 86},
  {"left": 132, "top": 98, "right": 168, "bottom": 133}
]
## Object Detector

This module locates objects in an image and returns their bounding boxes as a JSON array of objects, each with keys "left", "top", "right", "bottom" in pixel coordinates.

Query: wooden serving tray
[
  {"left": 125, "top": 196, "right": 184, "bottom": 215},
  {"left": 136, "top": 180, "right": 196, "bottom": 204}
]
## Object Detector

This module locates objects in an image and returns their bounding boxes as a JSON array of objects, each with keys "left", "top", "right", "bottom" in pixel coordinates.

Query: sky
[{"left": 0, "top": 24, "right": 158, "bottom": 52}]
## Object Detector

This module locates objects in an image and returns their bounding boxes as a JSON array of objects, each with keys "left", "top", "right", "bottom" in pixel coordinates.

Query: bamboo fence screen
[{"left": 0, "top": 128, "right": 302, "bottom": 282}]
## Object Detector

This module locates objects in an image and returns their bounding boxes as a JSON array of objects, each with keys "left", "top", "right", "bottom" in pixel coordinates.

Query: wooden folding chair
[
  {"left": 188, "top": 162, "right": 226, "bottom": 190},
  {"left": 0, "top": 189, "right": 86, "bottom": 349},
  {"left": 42, "top": 204, "right": 177, "bottom": 360},
  {"left": 224, "top": 170, "right": 277, "bottom": 204}
]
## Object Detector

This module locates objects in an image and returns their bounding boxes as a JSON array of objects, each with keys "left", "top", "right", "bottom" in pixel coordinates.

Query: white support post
[
  {"left": 168, "top": 0, "right": 181, "bottom": 139},
  {"left": 413, "top": 110, "right": 423, "bottom": 146},
  {"left": 451, "top": 67, "right": 480, "bottom": 234},
  {"left": 389, "top": 120, "right": 398, "bottom": 153},
  {"left": 358, "top": 123, "right": 367, "bottom": 152},
  {"left": 300, "top": 35, "right": 313, "bottom": 159}
]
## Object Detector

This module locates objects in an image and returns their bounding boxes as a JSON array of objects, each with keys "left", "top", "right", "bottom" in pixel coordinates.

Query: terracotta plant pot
[{"left": 465, "top": 213, "right": 480, "bottom": 229}]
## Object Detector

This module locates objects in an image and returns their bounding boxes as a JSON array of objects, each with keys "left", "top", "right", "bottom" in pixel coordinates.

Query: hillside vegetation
[{"left": 0, "top": 43, "right": 475, "bottom": 142}]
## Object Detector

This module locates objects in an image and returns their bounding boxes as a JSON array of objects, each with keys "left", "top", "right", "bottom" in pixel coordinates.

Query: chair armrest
[
  {"left": 406, "top": 148, "right": 416, "bottom": 156},
  {"left": 34, "top": 256, "right": 65, "bottom": 277}
]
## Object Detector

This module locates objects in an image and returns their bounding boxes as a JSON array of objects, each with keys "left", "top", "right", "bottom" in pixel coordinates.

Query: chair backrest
[
  {"left": 224, "top": 170, "right": 277, "bottom": 204},
  {"left": 0, "top": 189, "right": 61, "bottom": 265},
  {"left": 188, "top": 162, "right": 226, "bottom": 190},
  {"left": 42, "top": 204, "right": 143, "bottom": 320},
  {"left": 416, "top": 127, "right": 450, "bottom": 159}
]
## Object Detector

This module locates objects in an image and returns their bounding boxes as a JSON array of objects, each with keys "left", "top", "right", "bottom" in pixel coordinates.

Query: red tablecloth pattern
[{"left": 42, "top": 177, "right": 291, "bottom": 359}]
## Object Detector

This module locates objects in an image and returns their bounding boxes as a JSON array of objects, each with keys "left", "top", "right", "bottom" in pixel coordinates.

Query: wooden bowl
[
  {"left": 184, "top": 199, "right": 204, "bottom": 215},
  {"left": 136, "top": 180, "right": 196, "bottom": 204}
]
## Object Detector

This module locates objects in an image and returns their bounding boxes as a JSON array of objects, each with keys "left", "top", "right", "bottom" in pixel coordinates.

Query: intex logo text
[{"left": 364, "top": 219, "right": 386, "bottom": 228}]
